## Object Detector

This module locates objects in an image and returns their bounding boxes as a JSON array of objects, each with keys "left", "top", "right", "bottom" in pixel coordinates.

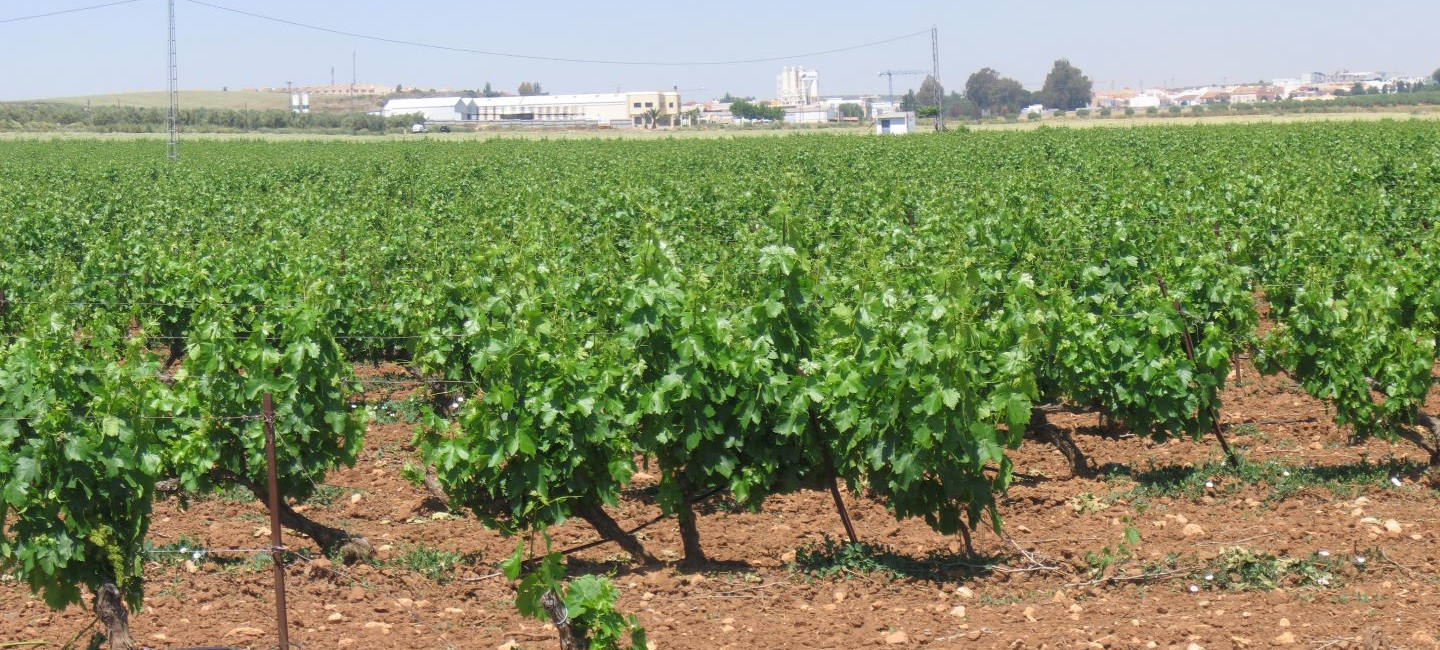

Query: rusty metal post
[{"left": 263, "top": 393, "right": 291, "bottom": 649}]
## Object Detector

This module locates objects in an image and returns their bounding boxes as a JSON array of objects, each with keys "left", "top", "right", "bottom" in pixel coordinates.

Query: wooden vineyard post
[
  {"left": 263, "top": 393, "right": 292, "bottom": 650},
  {"left": 1156, "top": 278, "right": 1239, "bottom": 467}
]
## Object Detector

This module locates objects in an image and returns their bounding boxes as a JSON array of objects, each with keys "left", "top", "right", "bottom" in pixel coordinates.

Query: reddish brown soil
[{"left": 5, "top": 360, "right": 1440, "bottom": 650}]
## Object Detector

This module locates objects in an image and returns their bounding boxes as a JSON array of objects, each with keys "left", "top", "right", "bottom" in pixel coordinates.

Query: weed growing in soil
[
  {"left": 1105, "top": 457, "right": 1424, "bottom": 503},
  {"left": 241, "top": 553, "right": 273, "bottom": 572},
  {"left": 1069, "top": 491, "right": 1107, "bottom": 514},
  {"left": 369, "top": 395, "right": 429, "bottom": 424},
  {"left": 388, "top": 545, "right": 466, "bottom": 584},
  {"left": 302, "top": 483, "right": 348, "bottom": 507},
  {"left": 212, "top": 483, "right": 255, "bottom": 504},
  {"left": 1083, "top": 524, "right": 1143, "bottom": 578},
  {"left": 1196, "top": 547, "right": 1342, "bottom": 591},
  {"left": 788, "top": 537, "right": 1000, "bottom": 582}
]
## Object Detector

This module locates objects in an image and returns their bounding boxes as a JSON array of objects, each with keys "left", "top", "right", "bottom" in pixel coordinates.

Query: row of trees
[
  {"left": 0, "top": 104, "right": 414, "bottom": 134},
  {"left": 391, "top": 82, "right": 545, "bottom": 99},
  {"left": 898, "top": 59, "right": 1094, "bottom": 120},
  {"left": 1337, "top": 78, "right": 1437, "bottom": 96},
  {"left": 729, "top": 99, "right": 785, "bottom": 121}
]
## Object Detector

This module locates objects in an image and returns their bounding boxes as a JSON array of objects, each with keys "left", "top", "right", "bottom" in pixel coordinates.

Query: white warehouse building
[{"left": 381, "top": 91, "right": 681, "bottom": 127}]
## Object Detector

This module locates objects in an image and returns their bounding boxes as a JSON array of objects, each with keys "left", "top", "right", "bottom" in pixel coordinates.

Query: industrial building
[
  {"left": 783, "top": 105, "right": 834, "bottom": 124},
  {"left": 381, "top": 91, "right": 681, "bottom": 127},
  {"left": 381, "top": 97, "right": 474, "bottom": 122},
  {"left": 777, "top": 66, "right": 821, "bottom": 106}
]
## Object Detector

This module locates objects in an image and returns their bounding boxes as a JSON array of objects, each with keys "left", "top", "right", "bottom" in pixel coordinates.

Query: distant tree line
[
  {"left": 388, "top": 81, "right": 544, "bottom": 99},
  {"left": 0, "top": 103, "right": 416, "bottom": 134},
  {"left": 897, "top": 59, "right": 1093, "bottom": 120},
  {"left": 729, "top": 99, "right": 785, "bottom": 121},
  {"left": 1335, "top": 78, "right": 1436, "bottom": 96},
  {"left": 1277, "top": 89, "right": 1440, "bottom": 109}
]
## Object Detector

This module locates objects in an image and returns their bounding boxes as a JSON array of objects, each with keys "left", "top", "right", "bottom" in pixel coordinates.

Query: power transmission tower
[
  {"left": 931, "top": 25, "right": 944, "bottom": 132},
  {"left": 166, "top": 0, "right": 179, "bottom": 159}
]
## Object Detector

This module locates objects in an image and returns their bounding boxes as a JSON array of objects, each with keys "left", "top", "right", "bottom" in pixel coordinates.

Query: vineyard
[{"left": 1, "top": 122, "right": 1439, "bottom": 649}]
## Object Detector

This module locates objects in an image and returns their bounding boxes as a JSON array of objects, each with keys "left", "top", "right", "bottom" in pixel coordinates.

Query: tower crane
[{"left": 878, "top": 69, "right": 926, "bottom": 104}]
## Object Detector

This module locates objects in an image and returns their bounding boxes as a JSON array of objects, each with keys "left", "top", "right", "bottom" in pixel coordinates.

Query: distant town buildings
[
  {"left": 380, "top": 91, "right": 681, "bottom": 127},
  {"left": 1088, "top": 68, "right": 1430, "bottom": 111},
  {"left": 315, "top": 62, "right": 1433, "bottom": 127}
]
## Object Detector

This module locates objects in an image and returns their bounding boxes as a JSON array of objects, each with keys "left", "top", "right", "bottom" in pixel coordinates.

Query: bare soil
[{"left": 5, "top": 358, "right": 1440, "bottom": 650}]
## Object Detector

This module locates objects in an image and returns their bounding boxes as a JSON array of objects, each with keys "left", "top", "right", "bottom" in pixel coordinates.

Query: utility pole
[
  {"left": 931, "top": 25, "right": 944, "bottom": 132},
  {"left": 166, "top": 0, "right": 178, "bottom": 160}
]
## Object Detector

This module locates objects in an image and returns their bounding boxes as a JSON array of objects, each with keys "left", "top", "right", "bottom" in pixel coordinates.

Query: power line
[
  {"left": 184, "top": 0, "right": 929, "bottom": 67},
  {"left": 0, "top": 0, "right": 146, "bottom": 25}
]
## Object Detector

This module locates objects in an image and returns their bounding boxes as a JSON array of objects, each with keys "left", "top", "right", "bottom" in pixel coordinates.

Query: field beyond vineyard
[{"left": 2, "top": 122, "right": 1439, "bottom": 649}]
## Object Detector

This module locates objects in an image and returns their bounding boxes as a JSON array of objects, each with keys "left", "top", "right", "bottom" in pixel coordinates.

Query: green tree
[
  {"left": 837, "top": 103, "right": 864, "bottom": 119},
  {"left": 1351, "top": 82, "right": 1367, "bottom": 96},
  {"left": 964, "top": 67, "right": 1031, "bottom": 116},
  {"left": 729, "top": 99, "right": 783, "bottom": 121},
  {"left": 1431, "top": 67, "right": 1440, "bottom": 85},
  {"left": 917, "top": 75, "right": 944, "bottom": 108},
  {"left": 1038, "top": 59, "right": 1094, "bottom": 111},
  {"left": 945, "top": 91, "right": 979, "bottom": 119},
  {"left": 898, "top": 90, "right": 919, "bottom": 112},
  {"left": 518, "top": 82, "right": 543, "bottom": 96},
  {"left": 482, "top": 82, "right": 501, "bottom": 98}
]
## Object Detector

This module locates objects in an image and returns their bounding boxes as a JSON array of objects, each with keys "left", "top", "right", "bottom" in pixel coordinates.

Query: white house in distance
[
  {"left": 1128, "top": 94, "right": 1161, "bottom": 109},
  {"left": 874, "top": 111, "right": 915, "bottom": 135},
  {"left": 381, "top": 91, "right": 681, "bottom": 127}
]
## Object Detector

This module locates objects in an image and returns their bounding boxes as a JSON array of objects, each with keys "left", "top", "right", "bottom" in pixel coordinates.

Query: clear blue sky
[{"left": 2, "top": 0, "right": 1438, "bottom": 101}]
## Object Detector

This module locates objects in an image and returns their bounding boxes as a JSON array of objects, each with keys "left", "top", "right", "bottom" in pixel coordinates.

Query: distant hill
[{"left": 13, "top": 90, "right": 291, "bottom": 111}]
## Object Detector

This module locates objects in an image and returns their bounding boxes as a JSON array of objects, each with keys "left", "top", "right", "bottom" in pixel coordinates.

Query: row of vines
[{"left": 1, "top": 122, "right": 1438, "bottom": 647}]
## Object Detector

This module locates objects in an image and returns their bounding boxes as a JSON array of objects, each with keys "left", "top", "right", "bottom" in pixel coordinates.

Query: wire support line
[
  {"left": 0, "top": 414, "right": 264, "bottom": 422},
  {"left": 0, "top": 0, "right": 145, "bottom": 24},
  {"left": 183, "top": 0, "right": 929, "bottom": 66},
  {"left": 0, "top": 279, "right": 1384, "bottom": 315},
  {"left": 145, "top": 547, "right": 276, "bottom": 556}
]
